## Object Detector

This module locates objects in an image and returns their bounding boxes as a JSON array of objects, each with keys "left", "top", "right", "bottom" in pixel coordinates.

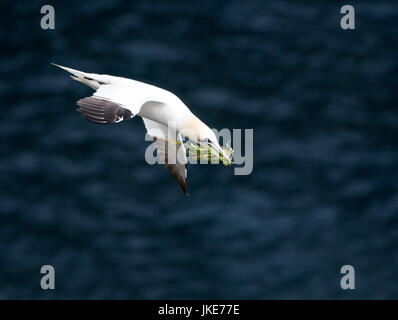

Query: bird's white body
[
  {"left": 53, "top": 64, "right": 230, "bottom": 193},
  {"left": 61, "top": 66, "right": 193, "bottom": 131}
]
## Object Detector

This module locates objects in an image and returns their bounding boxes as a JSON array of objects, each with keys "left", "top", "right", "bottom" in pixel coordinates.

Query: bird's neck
[{"left": 181, "top": 113, "right": 208, "bottom": 140}]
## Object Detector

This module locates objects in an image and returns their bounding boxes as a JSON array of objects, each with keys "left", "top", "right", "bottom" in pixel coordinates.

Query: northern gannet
[{"left": 53, "top": 64, "right": 231, "bottom": 194}]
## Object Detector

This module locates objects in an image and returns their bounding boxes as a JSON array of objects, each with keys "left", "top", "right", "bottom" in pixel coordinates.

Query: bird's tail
[{"left": 52, "top": 63, "right": 108, "bottom": 90}]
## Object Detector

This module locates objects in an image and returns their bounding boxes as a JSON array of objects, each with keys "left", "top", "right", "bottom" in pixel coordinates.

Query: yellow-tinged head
[{"left": 181, "top": 114, "right": 232, "bottom": 164}]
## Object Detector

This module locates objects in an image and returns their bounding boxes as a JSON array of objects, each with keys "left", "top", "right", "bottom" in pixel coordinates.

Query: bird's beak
[{"left": 210, "top": 142, "right": 231, "bottom": 164}]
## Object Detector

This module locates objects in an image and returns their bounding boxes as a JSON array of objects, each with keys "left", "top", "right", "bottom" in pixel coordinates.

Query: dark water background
[{"left": 1, "top": 0, "right": 397, "bottom": 299}]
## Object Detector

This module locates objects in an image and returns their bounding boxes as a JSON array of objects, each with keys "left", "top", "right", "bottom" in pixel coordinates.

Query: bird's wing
[
  {"left": 53, "top": 64, "right": 170, "bottom": 122},
  {"left": 93, "top": 84, "right": 155, "bottom": 116},
  {"left": 76, "top": 96, "right": 134, "bottom": 124},
  {"left": 143, "top": 118, "right": 188, "bottom": 194}
]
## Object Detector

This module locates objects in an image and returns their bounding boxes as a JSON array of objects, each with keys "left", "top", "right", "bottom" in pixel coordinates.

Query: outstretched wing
[
  {"left": 143, "top": 118, "right": 188, "bottom": 194},
  {"left": 53, "top": 64, "right": 171, "bottom": 120}
]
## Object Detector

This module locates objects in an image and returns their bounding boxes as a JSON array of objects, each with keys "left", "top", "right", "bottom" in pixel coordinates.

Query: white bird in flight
[{"left": 53, "top": 64, "right": 231, "bottom": 194}]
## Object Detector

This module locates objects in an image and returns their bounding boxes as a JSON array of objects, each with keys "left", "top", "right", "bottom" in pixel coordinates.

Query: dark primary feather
[
  {"left": 153, "top": 137, "right": 187, "bottom": 194},
  {"left": 76, "top": 96, "right": 132, "bottom": 124}
]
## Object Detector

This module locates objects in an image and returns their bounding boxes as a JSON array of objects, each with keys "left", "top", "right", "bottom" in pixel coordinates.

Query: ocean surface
[{"left": 1, "top": 0, "right": 397, "bottom": 299}]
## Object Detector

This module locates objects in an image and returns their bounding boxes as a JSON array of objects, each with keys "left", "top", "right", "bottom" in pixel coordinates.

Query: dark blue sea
[{"left": 1, "top": 0, "right": 397, "bottom": 299}]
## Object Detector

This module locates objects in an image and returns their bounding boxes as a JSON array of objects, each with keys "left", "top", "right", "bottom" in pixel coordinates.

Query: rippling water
[{"left": 1, "top": 0, "right": 398, "bottom": 299}]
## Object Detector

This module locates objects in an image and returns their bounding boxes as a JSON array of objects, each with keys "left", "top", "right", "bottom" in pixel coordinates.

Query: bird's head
[
  {"left": 182, "top": 116, "right": 231, "bottom": 164},
  {"left": 199, "top": 128, "right": 231, "bottom": 164}
]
